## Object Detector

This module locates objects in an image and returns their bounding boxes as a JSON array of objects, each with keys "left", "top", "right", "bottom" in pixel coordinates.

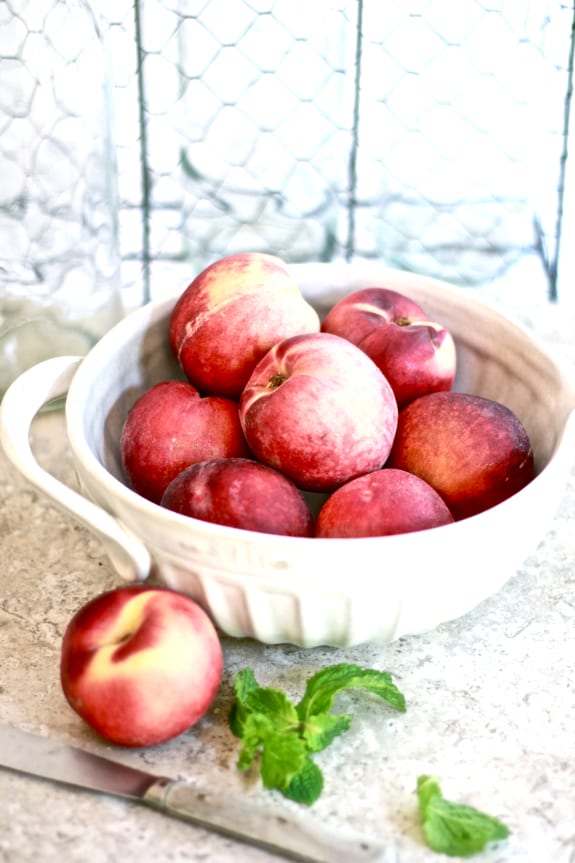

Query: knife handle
[{"left": 143, "top": 777, "right": 384, "bottom": 863}]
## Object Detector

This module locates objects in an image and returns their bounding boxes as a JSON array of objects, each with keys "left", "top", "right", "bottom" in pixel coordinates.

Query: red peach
[
  {"left": 161, "top": 457, "right": 314, "bottom": 537},
  {"left": 239, "top": 332, "right": 398, "bottom": 492},
  {"left": 169, "top": 252, "right": 320, "bottom": 398},
  {"left": 315, "top": 468, "right": 454, "bottom": 537},
  {"left": 120, "top": 380, "right": 250, "bottom": 504},
  {"left": 60, "top": 586, "right": 223, "bottom": 747},
  {"left": 387, "top": 391, "right": 535, "bottom": 519},
  {"left": 321, "top": 287, "right": 456, "bottom": 407}
]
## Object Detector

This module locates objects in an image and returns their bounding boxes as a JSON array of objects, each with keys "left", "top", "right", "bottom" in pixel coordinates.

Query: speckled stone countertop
[{"left": 0, "top": 296, "right": 574, "bottom": 863}]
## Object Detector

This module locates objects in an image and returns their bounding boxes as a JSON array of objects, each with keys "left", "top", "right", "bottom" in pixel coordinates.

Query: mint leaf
[
  {"left": 229, "top": 670, "right": 300, "bottom": 737},
  {"left": 234, "top": 667, "right": 260, "bottom": 702},
  {"left": 244, "top": 686, "right": 299, "bottom": 731},
  {"left": 296, "top": 663, "right": 406, "bottom": 720},
  {"left": 236, "top": 713, "right": 274, "bottom": 771},
  {"left": 260, "top": 731, "right": 308, "bottom": 791},
  {"left": 283, "top": 757, "right": 324, "bottom": 805},
  {"left": 228, "top": 668, "right": 261, "bottom": 737},
  {"left": 417, "top": 775, "right": 510, "bottom": 857},
  {"left": 301, "top": 711, "right": 352, "bottom": 753}
]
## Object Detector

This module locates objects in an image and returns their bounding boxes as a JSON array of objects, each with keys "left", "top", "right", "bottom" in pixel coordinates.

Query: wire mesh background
[{"left": 44, "top": 1, "right": 575, "bottom": 307}]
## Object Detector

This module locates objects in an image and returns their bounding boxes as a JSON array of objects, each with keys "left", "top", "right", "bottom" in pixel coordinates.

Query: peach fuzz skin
[
  {"left": 60, "top": 587, "right": 223, "bottom": 747},
  {"left": 315, "top": 468, "right": 454, "bottom": 538},
  {"left": 120, "top": 380, "right": 249, "bottom": 505},
  {"left": 169, "top": 252, "right": 319, "bottom": 398},
  {"left": 387, "top": 391, "right": 535, "bottom": 520},
  {"left": 161, "top": 457, "right": 314, "bottom": 537},
  {"left": 321, "top": 287, "right": 456, "bottom": 408},
  {"left": 239, "top": 332, "right": 398, "bottom": 492}
]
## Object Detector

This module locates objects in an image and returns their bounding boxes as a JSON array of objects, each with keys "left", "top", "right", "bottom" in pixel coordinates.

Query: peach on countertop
[{"left": 60, "top": 586, "right": 223, "bottom": 747}]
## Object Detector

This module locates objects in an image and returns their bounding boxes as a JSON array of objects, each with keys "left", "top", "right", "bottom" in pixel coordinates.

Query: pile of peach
[{"left": 120, "top": 252, "right": 534, "bottom": 539}]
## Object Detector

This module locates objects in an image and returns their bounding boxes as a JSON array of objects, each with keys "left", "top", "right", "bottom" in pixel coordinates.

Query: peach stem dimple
[{"left": 267, "top": 373, "right": 288, "bottom": 390}]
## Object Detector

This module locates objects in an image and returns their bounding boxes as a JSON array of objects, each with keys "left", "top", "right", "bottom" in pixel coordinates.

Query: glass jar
[{"left": 0, "top": 0, "right": 123, "bottom": 398}]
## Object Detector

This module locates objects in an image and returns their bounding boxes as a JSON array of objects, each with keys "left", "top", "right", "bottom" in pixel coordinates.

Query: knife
[{"left": 0, "top": 725, "right": 385, "bottom": 863}]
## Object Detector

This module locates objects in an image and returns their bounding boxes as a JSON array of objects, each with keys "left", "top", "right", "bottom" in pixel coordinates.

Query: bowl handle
[{"left": 0, "top": 356, "right": 152, "bottom": 582}]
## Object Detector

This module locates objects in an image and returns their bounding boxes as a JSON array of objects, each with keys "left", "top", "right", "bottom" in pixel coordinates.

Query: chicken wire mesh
[{"left": 4, "top": 0, "right": 573, "bottom": 310}]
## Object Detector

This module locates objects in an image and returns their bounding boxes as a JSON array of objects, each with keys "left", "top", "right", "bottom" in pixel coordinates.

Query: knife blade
[{"left": 0, "top": 725, "right": 385, "bottom": 863}]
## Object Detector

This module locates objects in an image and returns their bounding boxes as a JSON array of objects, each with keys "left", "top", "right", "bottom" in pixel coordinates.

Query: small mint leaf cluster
[
  {"left": 417, "top": 775, "right": 510, "bottom": 857},
  {"left": 229, "top": 662, "right": 406, "bottom": 805}
]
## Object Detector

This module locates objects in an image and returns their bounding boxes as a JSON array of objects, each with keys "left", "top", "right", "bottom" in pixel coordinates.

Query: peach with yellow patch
[
  {"left": 169, "top": 252, "right": 320, "bottom": 398},
  {"left": 60, "top": 587, "right": 223, "bottom": 747}
]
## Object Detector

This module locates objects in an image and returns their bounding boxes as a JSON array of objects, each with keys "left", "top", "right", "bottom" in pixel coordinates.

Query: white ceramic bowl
[{"left": 2, "top": 263, "right": 574, "bottom": 647}]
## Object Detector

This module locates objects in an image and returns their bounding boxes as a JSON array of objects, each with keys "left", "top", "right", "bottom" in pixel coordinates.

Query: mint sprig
[
  {"left": 417, "top": 775, "right": 510, "bottom": 857},
  {"left": 229, "top": 663, "right": 406, "bottom": 805}
]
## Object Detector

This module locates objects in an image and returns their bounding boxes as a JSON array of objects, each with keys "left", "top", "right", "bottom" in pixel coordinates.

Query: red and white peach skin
[
  {"left": 315, "top": 468, "right": 454, "bottom": 538},
  {"left": 60, "top": 586, "right": 223, "bottom": 747},
  {"left": 169, "top": 252, "right": 320, "bottom": 399},
  {"left": 321, "top": 287, "right": 457, "bottom": 408},
  {"left": 161, "top": 457, "right": 314, "bottom": 537},
  {"left": 238, "top": 332, "right": 399, "bottom": 492},
  {"left": 387, "top": 391, "right": 535, "bottom": 520},
  {"left": 120, "top": 380, "right": 250, "bottom": 505}
]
